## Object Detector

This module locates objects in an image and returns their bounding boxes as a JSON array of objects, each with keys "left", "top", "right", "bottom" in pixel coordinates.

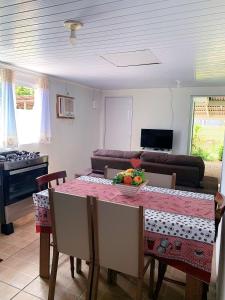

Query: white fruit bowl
[{"left": 115, "top": 182, "right": 146, "bottom": 197}]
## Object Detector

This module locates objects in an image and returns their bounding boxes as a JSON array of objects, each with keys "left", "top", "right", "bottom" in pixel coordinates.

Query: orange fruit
[
  {"left": 133, "top": 176, "right": 143, "bottom": 184},
  {"left": 123, "top": 176, "right": 133, "bottom": 185},
  {"left": 126, "top": 168, "right": 134, "bottom": 173}
]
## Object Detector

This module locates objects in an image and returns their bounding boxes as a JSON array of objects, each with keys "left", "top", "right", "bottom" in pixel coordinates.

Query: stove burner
[{"left": 0, "top": 151, "right": 40, "bottom": 162}]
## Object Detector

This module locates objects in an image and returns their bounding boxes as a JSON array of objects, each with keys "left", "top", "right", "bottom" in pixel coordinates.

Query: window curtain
[
  {"left": 34, "top": 77, "right": 51, "bottom": 143},
  {"left": 0, "top": 69, "right": 18, "bottom": 148}
]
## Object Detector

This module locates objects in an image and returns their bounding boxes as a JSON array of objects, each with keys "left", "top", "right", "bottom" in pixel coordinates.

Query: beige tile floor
[{"left": 0, "top": 213, "right": 216, "bottom": 300}]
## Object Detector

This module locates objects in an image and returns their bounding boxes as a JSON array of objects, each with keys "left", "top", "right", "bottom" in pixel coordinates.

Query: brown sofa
[
  {"left": 140, "top": 151, "right": 205, "bottom": 188},
  {"left": 88, "top": 149, "right": 218, "bottom": 194},
  {"left": 91, "top": 149, "right": 205, "bottom": 188}
]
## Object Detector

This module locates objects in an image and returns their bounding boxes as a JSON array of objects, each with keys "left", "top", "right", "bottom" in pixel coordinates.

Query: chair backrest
[
  {"left": 36, "top": 170, "right": 67, "bottom": 191},
  {"left": 144, "top": 172, "right": 176, "bottom": 189},
  {"left": 92, "top": 197, "right": 144, "bottom": 278},
  {"left": 104, "top": 166, "right": 176, "bottom": 189},
  {"left": 215, "top": 192, "right": 225, "bottom": 238},
  {"left": 104, "top": 166, "right": 124, "bottom": 179},
  {"left": 49, "top": 189, "right": 92, "bottom": 262}
]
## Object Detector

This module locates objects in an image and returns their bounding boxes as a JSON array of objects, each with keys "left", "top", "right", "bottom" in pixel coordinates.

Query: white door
[{"left": 104, "top": 97, "right": 133, "bottom": 150}]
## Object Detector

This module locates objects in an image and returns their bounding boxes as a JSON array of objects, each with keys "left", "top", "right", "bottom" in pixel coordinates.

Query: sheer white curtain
[
  {"left": 0, "top": 69, "right": 18, "bottom": 148},
  {"left": 16, "top": 76, "right": 51, "bottom": 145},
  {"left": 35, "top": 77, "right": 51, "bottom": 143},
  {"left": 16, "top": 103, "right": 39, "bottom": 145}
]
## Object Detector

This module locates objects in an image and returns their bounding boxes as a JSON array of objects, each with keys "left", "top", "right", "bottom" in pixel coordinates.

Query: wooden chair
[
  {"left": 104, "top": 166, "right": 177, "bottom": 296},
  {"left": 215, "top": 192, "right": 225, "bottom": 238},
  {"left": 144, "top": 171, "right": 176, "bottom": 189},
  {"left": 91, "top": 197, "right": 153, "bottom": 300},
  {"left": 48, "top": 189, "right": 94, "bottom": 300},
  {"left": 104, "top": 165, "right": 155, "bottom": 289},
  {"left": 104, "top": 165, "right": 124, "bottom": 179},
  {"left": 36, "top": 171, "right": 81, "bottom": 277},
  {"left": 36, "top": 170, "right": 67, "bottom": 191},
  {"left": 104, "top": 166, "right": 176, "bottom": 190}
]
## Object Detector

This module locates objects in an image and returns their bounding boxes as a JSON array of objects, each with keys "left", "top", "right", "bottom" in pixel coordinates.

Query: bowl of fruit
[{"left": 112, "top": 168, "right": 147, "bottom": 197}]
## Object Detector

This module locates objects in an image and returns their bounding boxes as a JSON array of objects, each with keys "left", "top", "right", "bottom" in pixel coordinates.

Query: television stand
[{"left": 143, "top": 148, "right": 172, "bottom": 154}]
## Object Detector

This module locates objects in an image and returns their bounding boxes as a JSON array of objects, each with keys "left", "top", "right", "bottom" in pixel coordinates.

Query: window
[
  {"left": 16, "top": 86, "right": 34, "bottom": 110},
  {"left": 15, "top": 84, "right": 39, "bottom": 145},
  {"left": 0, "top": 70, "right": 51, "bottom": 147}
]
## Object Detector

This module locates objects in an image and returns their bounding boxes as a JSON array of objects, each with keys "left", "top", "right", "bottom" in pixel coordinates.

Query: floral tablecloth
[{"left": 33, "top": 176, "right": 215, "bottom": 283}]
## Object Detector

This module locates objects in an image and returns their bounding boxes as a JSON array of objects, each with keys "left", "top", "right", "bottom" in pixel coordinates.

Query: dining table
[{"left": 33, "top": 175, "right": 215, "bottom": 300}]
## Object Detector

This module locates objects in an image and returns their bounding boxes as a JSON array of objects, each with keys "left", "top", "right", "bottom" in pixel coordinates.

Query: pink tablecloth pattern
[
  {"left": 33, "top": 189, "right": 52, "bottom": 233},
  {"left": 33, "top": 176, "right": 215, "bottom": 283}
]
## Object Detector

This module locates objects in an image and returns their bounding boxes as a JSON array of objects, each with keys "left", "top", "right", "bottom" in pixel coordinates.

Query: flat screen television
[{"left": 140, "top": 129, "right": 173, "bottom": 150}]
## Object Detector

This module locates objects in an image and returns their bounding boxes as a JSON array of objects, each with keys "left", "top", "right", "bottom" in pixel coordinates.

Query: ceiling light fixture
[{"left": 64, "top": 20, "right": 83, "bottom": 46}]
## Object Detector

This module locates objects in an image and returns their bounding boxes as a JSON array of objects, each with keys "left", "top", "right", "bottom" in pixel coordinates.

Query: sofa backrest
[
  {"left": 93, "top": 149, "right": 142, "bottom": 159},
  {"left": 91, "top": 156, "right": 133, "bottom": 173},
  {"left": 140, "top": 152, "right": 205, "bottom": 180},
  {"left": 92, "top": 149, "right": 143, "bottom": 173}
]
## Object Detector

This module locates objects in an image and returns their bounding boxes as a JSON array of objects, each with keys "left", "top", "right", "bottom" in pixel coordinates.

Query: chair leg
[
  {"left": 69, "top": 256, "right": 74, "bottom": 278},
  {"left": 149, "top": 258, "right": 155, "bottom": 299},
  {"left": 48, "top": 248, "right": 59, "bottom": 300},
  {"left": 107, "top": 269, "right": 117, "bottom": 284},
  {"left": 136, "top": 278, "right": 143, "bottom": 300},
  {"left": 86, "top": 262, "right": 94, "bottom": 300},
  {"left": 202, "top": 283, "right": 209, "bottom": 300},
  {"left": 153, "top": 262, "right": 167, "bottom": 300},
  {"left": 76, "top": 258, "right": 82, "bottom": 274},
  {"left": 92, "top": 265, "right": 100, "bottom": 300}
]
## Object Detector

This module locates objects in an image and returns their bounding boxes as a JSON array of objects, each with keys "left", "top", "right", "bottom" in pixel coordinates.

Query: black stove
[
  {"left": 0, "top": 150, "right": 40, "bottom": 162},
  {"left": 0, "top": 150, "right": 48, "bottom": 171},
  {"left": 0, "top": 150, "right": 48, "bottom": 235}
]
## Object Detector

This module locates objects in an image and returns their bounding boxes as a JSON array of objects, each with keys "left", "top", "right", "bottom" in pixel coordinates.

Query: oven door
[{"left": 4, "top": 163, "right": 48, "bottom": 206}]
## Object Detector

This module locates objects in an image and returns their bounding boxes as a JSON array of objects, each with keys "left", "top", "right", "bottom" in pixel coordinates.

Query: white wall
[
  {"left": 21, "top": 77, "right": 102, "bottom": 178},
  {"left": 102, "top": 86, "right": 225, "bottom": 154}
]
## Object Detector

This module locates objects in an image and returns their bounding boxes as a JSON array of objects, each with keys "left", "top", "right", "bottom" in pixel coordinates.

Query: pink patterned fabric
[
  {"left": 33, "top": 177, "right": 215, "bottom": 283},
  {"left": 144, "top": 231, "right": 213, "bottom": 282},
  {"left": 55, "top": 179, "right": 214, "bottom": 220}
]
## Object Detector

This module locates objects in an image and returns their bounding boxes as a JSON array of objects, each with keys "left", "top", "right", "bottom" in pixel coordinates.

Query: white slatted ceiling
[{"left": 0, "top": 0, "right": 225, "bottom": 88}]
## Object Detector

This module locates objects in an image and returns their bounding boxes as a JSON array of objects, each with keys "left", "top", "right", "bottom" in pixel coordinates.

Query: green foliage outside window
[
  {"left": 16, "top": 86, "right": 34, "bottom": 96},
  {"left": 15, "top": 86, "right": 34, "bottom": 110},
  {"left": 218, "top": 145, "right": 224, "bottom": 161},
  {"left": 191, "top": 124, "right": 224, "bottom": 161}
]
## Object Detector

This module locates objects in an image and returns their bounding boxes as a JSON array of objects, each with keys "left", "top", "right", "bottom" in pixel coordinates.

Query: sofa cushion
[
  {"left": 165, "top": 155, "right": 205, "bottom": 180},
  {"left": 140, "top": 152, "right": 168, "bottom": 163},
  {"left": 166, "top": 154, "right": 203, "bottom": 167},
  {"left": 93, "top": 149, "right": 142, "bottom": 159}
]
